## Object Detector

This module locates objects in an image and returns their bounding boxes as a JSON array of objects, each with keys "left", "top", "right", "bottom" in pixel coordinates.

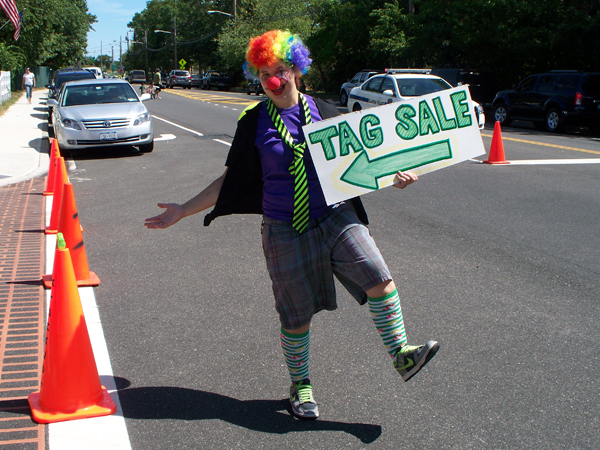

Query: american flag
[
  {"left": 0, "top": 0, "right": 20, "bottom": 40},
  {"left": 13, "top": 9, "right": 23, "bottom": 40}
]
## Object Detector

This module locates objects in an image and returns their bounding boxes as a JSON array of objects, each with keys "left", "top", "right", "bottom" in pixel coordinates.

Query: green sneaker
[
  {"left": 290, "top": 379, "right": 319, "bottom": 419},
  {"left": 394, "top": 340, "right": 439, "bottom": 382}
]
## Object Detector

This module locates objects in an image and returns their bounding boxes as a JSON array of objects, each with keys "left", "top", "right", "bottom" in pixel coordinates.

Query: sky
[{"left": 86, "top": 0, "right": 149, "bottom": 58}]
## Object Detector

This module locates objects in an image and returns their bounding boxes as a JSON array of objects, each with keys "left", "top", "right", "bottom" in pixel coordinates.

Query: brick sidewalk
[{"left": 0, "top": 178, "right": 46, "bottom": 449}]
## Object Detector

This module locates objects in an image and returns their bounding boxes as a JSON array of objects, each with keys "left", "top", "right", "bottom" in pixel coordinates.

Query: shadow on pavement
[{"left": 116, "top": 385, "right": 382, "bottom": 444}]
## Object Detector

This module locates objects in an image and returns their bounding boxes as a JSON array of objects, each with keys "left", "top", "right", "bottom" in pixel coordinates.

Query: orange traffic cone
[
  {"left": 45, "top": 157, "right": 68, "bottom": 234},
  {"left": 43, "top": 183, "right": 100, "bottom": 288},
  {"left": 484, "top": 121, "right": 510, "bottom": 164},
  {"left": 28, "top": 234, "right": 116, "bottom": 423},
  {"left": 43, "top": 139, "right": 61, "bottom": 196}
]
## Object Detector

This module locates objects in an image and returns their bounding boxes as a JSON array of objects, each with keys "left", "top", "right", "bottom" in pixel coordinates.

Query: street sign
[
  {"left": 304, "top": 86, "right": 486, "bottom": 205},
  {"left": 179, "top": 59, "right": 186, "bottom": 70}
]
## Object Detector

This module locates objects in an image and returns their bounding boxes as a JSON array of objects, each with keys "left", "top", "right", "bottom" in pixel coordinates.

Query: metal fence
[{"left": 0, "top": 72, "right": 11, "bottom": 105}]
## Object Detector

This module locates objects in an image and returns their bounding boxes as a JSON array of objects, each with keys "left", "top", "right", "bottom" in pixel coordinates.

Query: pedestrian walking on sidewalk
[
  {"left": 145, "top": 29, "right": 439, "bottom": 420},
  {"left": 22, "top": 68, "right": 35, "bottom": 104}
]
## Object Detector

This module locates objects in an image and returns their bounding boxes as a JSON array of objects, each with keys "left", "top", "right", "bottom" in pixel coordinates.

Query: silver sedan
[{"left": 48, "top": 78, "right": 154, "bottom": 157}]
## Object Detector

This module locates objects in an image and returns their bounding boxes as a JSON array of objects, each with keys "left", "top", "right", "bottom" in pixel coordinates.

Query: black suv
[
  {"left": 492, "top": 71, "right": 600, "bottom": 133},
  {"left": 46, "top": 68, "right": 96, "bottom": 124}
]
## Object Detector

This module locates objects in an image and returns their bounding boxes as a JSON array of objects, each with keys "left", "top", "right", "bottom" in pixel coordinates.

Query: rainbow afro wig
[{"left": 243, "top": 30, "right": 311, "bottom": 79}]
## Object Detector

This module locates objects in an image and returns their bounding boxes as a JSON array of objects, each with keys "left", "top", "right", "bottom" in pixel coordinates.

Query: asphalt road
[{"left": 67, "top": 88, "right": 600, "bottom": 449}]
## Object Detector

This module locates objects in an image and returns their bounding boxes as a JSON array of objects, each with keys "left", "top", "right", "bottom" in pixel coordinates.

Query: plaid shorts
[{"left": 261, "top": 202, "right": 392, "bottom": 330}]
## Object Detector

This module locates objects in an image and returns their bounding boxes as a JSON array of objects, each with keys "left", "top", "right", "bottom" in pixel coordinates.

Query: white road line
[
  {"left": 45, "top": 178, "right": 132, "bottom": 449},
  {"left": 213, "top": 139, "right": 231, "bottom": 147},
  {"left": 471, "top": 158, "right": 600, "bottom": 165},
  {"left": 154, "top": 133, "right": 176, "bottom": 141},
  {"left": 151, "top": 115, "right": 204, "bottom": 137}
]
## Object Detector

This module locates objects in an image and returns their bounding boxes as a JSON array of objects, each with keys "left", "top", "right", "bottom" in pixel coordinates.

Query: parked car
[
  {"left": 46, "top": 68, "right": 97, "bottom": 124},
  {"left": 46, "top": 78, "right": 154, "bottom": 157},
  {"left": 201, "top": 70, "right": 232, "bottom": 91},
  {"left": 166, "top": 70, "right": 192, "bottom": 89},
  {"left": 347, "top": 69, "right": 485, "bottom": 129},
  {"left": 246, "top": 78, "right": 264, "bottom": 95},
  {"left": 129, "top": 70, "right": 147, "bottom": 84},
  {"left": 191, "top": 73, "right": 202, "bottom": 88},
  {"left": 492, "top": 71, "right": 600, "bottom": 133},
  {"left": 431, "top": 68, "right": 499, "bottom": 108},
  {"left": 339, "top": 70, "right": 382, "bottom": 106}
]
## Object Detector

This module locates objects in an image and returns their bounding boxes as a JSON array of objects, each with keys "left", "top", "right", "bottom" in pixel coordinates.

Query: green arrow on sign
[{"left": 340, "top": 139, "right": 453, "bottom": 190}]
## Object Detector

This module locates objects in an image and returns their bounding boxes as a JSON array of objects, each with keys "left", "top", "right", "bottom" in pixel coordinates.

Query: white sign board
[{"left": 304, "top": 86, "right": 486, "bottom": 205}]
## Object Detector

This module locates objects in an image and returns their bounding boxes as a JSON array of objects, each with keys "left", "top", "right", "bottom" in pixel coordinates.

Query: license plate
[{"left": 100, "top": 132, "right": 117, "bottom": 141}]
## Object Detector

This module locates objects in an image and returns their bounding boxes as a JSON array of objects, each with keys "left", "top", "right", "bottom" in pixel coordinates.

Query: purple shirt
[{"left": 256, "top": 96, "right": 329, "bottom": 222}]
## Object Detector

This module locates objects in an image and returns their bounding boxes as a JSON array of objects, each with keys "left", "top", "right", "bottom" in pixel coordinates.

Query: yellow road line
[
  {"left": 166, "top": 89, "right": 259, "bottom": 106},
  {"left": 481, "top": 132, "right": 600, "bottom": 156}
]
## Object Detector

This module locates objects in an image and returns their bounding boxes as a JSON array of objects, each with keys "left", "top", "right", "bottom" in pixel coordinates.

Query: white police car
[{"left": 347, "top": 69, "right": 485, "bottom": 129}]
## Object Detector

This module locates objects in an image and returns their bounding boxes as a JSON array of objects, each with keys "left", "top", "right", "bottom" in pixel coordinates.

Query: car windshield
[
  {"left": 55, "top": 73, "right": 95, "bottom": 89},
  {"left": 396, "top": 78, "right": 452, "bottom": 96},
  {"left": 61, "top": 83, "right": 139, "bottom": 106}
]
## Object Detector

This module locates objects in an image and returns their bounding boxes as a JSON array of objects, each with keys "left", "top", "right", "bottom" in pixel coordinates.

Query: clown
[{"left": 145, "top": 30, "right": 439, "bottom": 420}]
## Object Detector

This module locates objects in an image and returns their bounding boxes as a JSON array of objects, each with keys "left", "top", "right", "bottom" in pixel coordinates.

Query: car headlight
[
  {"left": 133, "top": 112, "right": 150, "bottom": 126},
  {"left": 61, "top": 118, "right": 81, "bottom": 130}
]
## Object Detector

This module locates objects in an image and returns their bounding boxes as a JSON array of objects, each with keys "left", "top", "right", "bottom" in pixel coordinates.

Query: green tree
[
  {"left": 0, "top": 43, "right": 26, "bottom": 71},
  {"left": 1, "top": 0, "right": 96, "bottom": 68},
  {"left": 306, "top": 0, "right": 389, "bottom": 92},
  {"left": 216, "top": 0, "right": 315, "bottom": 75}
]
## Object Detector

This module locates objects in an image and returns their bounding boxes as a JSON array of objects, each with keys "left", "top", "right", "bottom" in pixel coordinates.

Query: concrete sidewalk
[{"left": 0, "top": 89, "right": 49, "bottom": 187}]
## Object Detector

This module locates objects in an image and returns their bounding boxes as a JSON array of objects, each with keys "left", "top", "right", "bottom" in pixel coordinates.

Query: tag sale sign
[{"left": 304, "top": 86, "right": 486, "bottom": 205}]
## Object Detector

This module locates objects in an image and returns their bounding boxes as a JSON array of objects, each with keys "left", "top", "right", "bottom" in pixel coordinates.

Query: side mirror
[
  {"left": 45, "top": 84, "right": 53, "bottom": 89},
  {"left": 140, "top": 93, "right": 151, "bottom": 101},
  {"left": 47, "top": 99, "right": 58, "bottom": 107},
  {"left": 382, "top": 89, "right": 395, "bottom": 97}
]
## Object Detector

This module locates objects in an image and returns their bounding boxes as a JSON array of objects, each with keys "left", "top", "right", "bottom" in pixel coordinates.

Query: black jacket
[{"left": 204, "top": 96, "right": 368, "bottom": 226}]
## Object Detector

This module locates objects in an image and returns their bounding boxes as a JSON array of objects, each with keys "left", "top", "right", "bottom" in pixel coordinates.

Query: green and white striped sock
[
  {"left": 280, "top": 328, "right": 310, "bottom": 382},
  {"left": 368, "top": 289, "right": 407, "bottom": 358}
]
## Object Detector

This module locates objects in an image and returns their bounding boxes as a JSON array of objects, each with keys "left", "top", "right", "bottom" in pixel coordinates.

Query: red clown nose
[{"left": 266, "top": 76, "right": 281, "bottom": 90}]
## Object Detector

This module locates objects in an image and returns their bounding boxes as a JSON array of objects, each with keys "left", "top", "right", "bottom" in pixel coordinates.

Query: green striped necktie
[{"left": 266, "top": 93, "right": 313, "bottom": 233}]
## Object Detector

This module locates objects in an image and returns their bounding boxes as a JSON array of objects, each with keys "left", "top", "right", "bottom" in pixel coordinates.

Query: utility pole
[
  {"left": 145, "top": 30, "right": 149, "bottom": 76},
  {"left": 119, "top": 36, "right": 123, "bottom": 75},
  {"left": 173, "top": 17, "right": 177, "bottom": 72}
]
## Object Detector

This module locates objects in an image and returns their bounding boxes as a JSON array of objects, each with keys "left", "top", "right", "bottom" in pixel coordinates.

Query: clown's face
[{"left": 258, "top": 60, "right": 299, "bottom": 109}]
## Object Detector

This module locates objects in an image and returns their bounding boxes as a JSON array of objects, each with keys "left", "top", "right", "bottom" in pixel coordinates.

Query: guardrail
[{"left": 0, "top": 71, "right": 11, "bottom": 105}]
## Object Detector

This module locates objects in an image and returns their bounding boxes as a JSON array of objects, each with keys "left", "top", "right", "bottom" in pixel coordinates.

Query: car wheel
[
  {"left": 545, "top": 108, "right": 564, "bottom": 132},
  {"left": 138, "top": 141, "right": 154, "bottom": 153},
  {"left": 255, "top": 86, "right": 261, "bottom": 95},
  {"left": 352, "top": 103, "right": 362, "bottom": 112},
  {"left": 340, "top": 90, "right": 348, "bottom": 107},
  {"left": 493, "top": 103, "right": 511, "bottom": 126}
]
